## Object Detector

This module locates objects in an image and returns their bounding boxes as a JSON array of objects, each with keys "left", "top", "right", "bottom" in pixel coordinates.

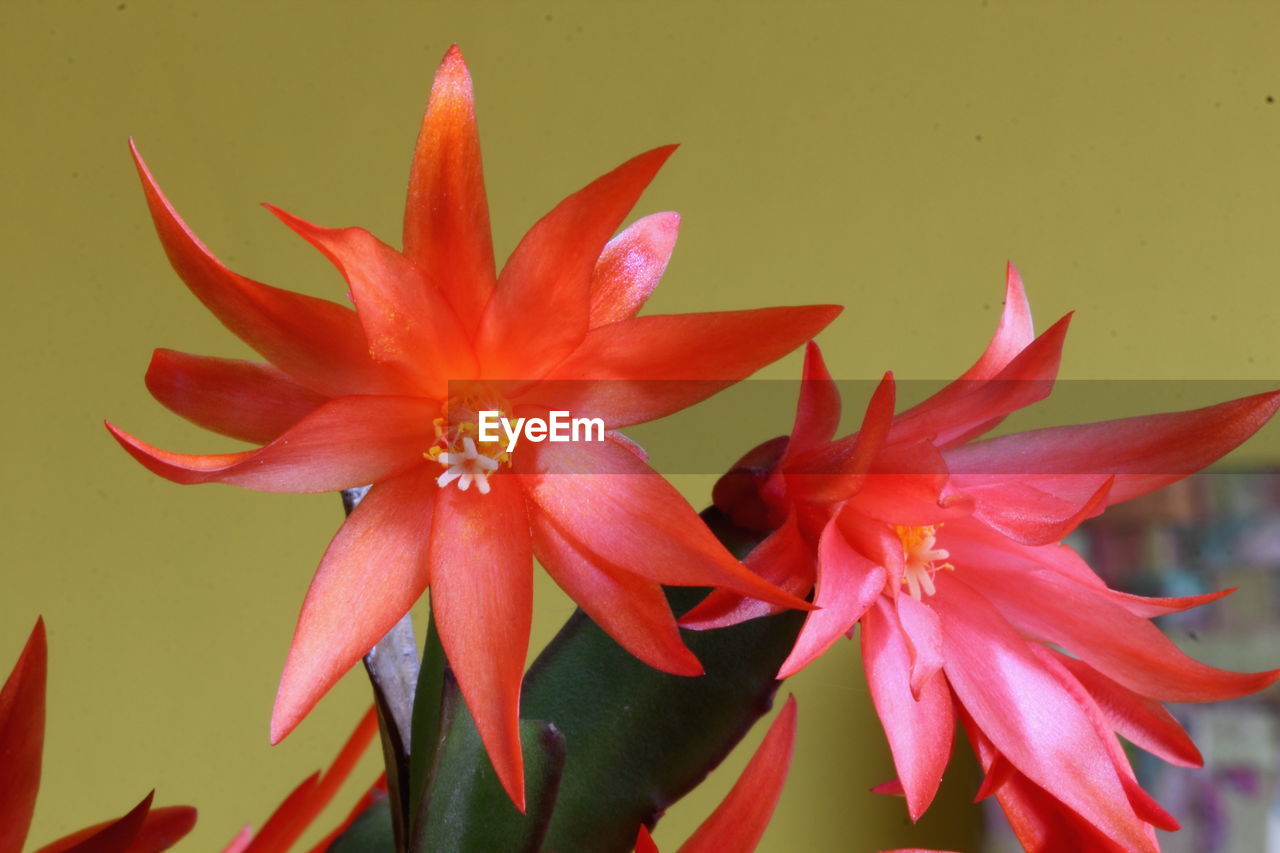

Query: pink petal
[
  {"left": 403, "top": 45, "right": 496, "bottom": 335},
  {"left": 945, "top": 391, "right": 1280, "bottom": 507},
  {"left": 107, "top": 395, "right": 436, "bottom": 493},
  {"left": 526, "top": 439, "right": 813, "bottom": 612},
  {"left": 0, "top": 619, "right": 45, "bottom": 853},
  {"left": 933, "top": 575, "right": 1156, "bottom": 852},
  {"left": 145, "top": 349, "right": 328, "bottom": 445},
  {"left": 957, "top": 263, "right": 1035, "bottom": 382},
  {"left": 861, "top": 599, "right": 953, "bottom": 821},
  {"left": 781, "top": 342, "right": 841, "bottom": 462},
  {"left": 129, "top": 141, "right": 395, "bottom": 396},
  {"left": 678, "top": 696, "right": 798, "bottom": 853},
  {"left": 788, "top": 372, "right": 896, "bottom": 504},
  {"left": 589, "top": 212, "right": 680, "bottom": 327},
  {"left": 478, "top": 147, "right": 676, "bottom": 378},
  {"left": 532, "top": 513, "right": 702, "bottom": 676},
  {"left": 968, "top": 563, "right": 1279, "bottom": 702},
  {"left": 895, "top": 593, "right": 944, "bottom": 699},
  {"left": 271, "top": 469, "right": 436, "bottom": 744},
  {"left": 679, "top": 512, "right": 816, "bottom": 630},
  {"left": 777, "top": 521, "right": 885, "bottom": 678},
  {"left": 950, "top": 475, "right": 1114, "bottom": 546},
  {"left": 430, "top": 474, "right": 533, "bottom": 810},
  {"left": 266, "top": 208, "right": 475, "bottom": 391},
  {"left": 534, "top": 305, "right": 842, "bottom": 427},
  {"left": 846, "top": 440, "right": 973, "bottom": 528}
]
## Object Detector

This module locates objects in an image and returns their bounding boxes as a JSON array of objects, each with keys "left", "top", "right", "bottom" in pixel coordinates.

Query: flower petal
[
  {"left": 959, "top": 263, "right": 1036, "bottom": 382},
  {"left": 526, "top": 439, "right": 812, "bottom": 612},
  {"left": 787, "top": 371, "right": 895, "bottom": 505},
  {"left": 430, "top": 474, "right": 533, "bottom": 810},
  {"left": 896, "top": 593, "right": 944, "bottom": 699},
  {"left": 36, "top": 792, "right": 153, "bottom": 853},
  {"left": 635, "top": 826, "right": 661, "bottom": 853},
  {"left": 777, "top": 520, "right": 885, "bottom": 678},
  {"left": 145, "top": 349, "right": 328, "bottom": 445},
  {"left": 945, "top": 391, "right": 1280, "bottom": 507},
  {"left": 38, "top": 805, "right": 197, "bottom": 853},
  {"left": 130, "top": 141, "right": 394, "bottom": 396},
  {"left": 678, "top": 696, "right": 798, "bottom": 853},
  {"left": 537, "top": 305, "right": 842, "bottom": 428},
  {"left": 781, "top": 341, "right": 841, "bottom": 462},
  {"left": 271, "top": 469, "right": 436, "bottom": 744},
  {"left": 0, "top": 619, "right": 45, "bottom": 853},
  {"left": 107, "top": 395, "right": 435, "bottom": 493},
  {"left": 968, "top": 563, "right": 1280, "bottom": 702},
  {"left": 267, "top": 207, "right": 475, "bottom": 391},
  {"left": 589, "top": 212, "right": 680, "bottom": 327},
  {"left": 1052, "top": 653, "right": 1201, "bottom": 767},
  {"left": 532, "top": 512, "right": 703, "bottom": 676},
  {"left": 933, "top": 575, "right": 1156, "bottom": 852},
  {"left": 478, "top": 147, "right": 677, "bottom": 378},
  {"left": 679, "top": 511, "right": 816, "bottom": 630},
  {"left": 403, "top": 45, "right": 496, "bottom": 335},
  {"left": 861, "top": 599, "right": 953, "bottom": 821},
  {"left": 950, "top": 475, "right": 1114, "bottom": 546}
]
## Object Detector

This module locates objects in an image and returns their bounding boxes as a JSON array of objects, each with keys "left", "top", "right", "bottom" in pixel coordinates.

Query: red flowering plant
[
  {"left": 690, "top": 265, "right": 1280, "bottom": 851},
  {"left": 14, "top": 37, "right": 1264, "bottom": 853}
]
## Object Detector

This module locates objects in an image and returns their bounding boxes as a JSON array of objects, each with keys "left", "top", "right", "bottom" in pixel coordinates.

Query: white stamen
[{"left": 434, "top": 436, "right": 496, "bottom": 494}]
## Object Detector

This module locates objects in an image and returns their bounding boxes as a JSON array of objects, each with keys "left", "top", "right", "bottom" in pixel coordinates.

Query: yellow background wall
[{"left": 2, "top": 1, "right": 1278, "bottom": 849}]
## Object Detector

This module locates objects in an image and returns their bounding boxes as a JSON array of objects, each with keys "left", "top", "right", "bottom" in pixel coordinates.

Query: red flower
[
  {"left": 686, "top": 265, "right": 1280, "bottom": 850},
  {"left": 107, "top": 45, "right": 835, "bottom": 807},
  {"left": 634, "top": 696, "right": 797, "bottom": 853},
  {"left": 221, "top": 708, "right": 382, "bottom": 853},
  {"left": 0, "top": 619, "right": 196, "bottom": 853}
]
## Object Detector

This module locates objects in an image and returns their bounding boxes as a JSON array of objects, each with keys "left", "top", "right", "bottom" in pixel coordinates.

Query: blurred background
[{"left": 2, "top": 1, "right": 1278, "bottom": 849}]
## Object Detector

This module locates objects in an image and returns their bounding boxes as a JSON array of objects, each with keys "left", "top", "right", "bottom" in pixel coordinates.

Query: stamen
[
  {"left": 894, "top": 525, "right": 954, "bottom": 600},
  {"left": 426, "top": 387, "right": 513, "bottom": 495}
]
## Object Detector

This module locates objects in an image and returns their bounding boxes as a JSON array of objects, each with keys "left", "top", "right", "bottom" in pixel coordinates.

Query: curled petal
[
  {"left": 130, "top": 141, "right": 395, "bottom": 396},
  {"left": 271, "top": 469, "right": 436, "bottom": 744},
  {"left": 0, "top": 619, "right": 46, "bottom": 853},
  {"left": 895, "top": 593, "right": 944, "bottom": 699},
  {"left": 533, "top": 513, "right": 703, "bottom": 676},
  {"left": 958, "top": 263, "right": 1036, "bottom": 382},
  {"left": 479, "top": 147, "right": 677, "bottom": 378},
  {"left": 589, "top": 212, "right": 680, "bottom": 327},
  {"left": 107, "top": 395, "right": 436, "bottom": 493},
  {"left": 953, "top": 475, "right": 1114, "bottom": 545},
  {"left": 861, "top": 600, "right": 953, "bottom": 821},
  {"left": 145, "top": 349, "right": 328, "bottom": 445},
  {"left": 678, "top": 696, "right": 798, "bottom": 853},
  {"left": 403, "top": 44, "right": 496, "bottom": 334},
  {"left": 781, "top": 341, "right": 841, "bottom": 462},
  {"left": 787, "top": 371, "right": 895, "bottom": 504},
  {"left": 430, "top": 475, "right": 533, "bottom": 810}
]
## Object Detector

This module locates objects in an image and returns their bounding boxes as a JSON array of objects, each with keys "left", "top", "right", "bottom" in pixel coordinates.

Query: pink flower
[{"left": 686, "top": 265, "right": 1280, "bottom": 850}]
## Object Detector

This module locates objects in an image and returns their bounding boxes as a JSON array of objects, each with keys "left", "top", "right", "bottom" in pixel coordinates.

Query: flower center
[
  {"left": 894, "top": 525, "right": 954, "bottom": 600},
  {"left": 426, "top": 387, "right": 512, "bottom": 495}
]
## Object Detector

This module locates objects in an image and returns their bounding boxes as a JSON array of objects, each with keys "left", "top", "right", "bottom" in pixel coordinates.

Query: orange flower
[
  {"left": 107, "top": 45, "right": 835, "bottom": 807},
  {"left": 0, "top": 619, "right": 195, "bottom": 853}
]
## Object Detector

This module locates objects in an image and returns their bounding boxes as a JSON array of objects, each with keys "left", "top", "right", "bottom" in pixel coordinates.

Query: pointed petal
[
  {"left": 946, "top": 391, "right": 1280, "bottom": 506},
  {"left": 968, "top": 563, "right": 1280, "bottom": 702},
  {"left": 589, "top": 212, "right": 680, "bottom": 327},
  {"left": 860, "top": 599, "right": 953, "bottom": 821},
  {"left": 267, "top": 207, "right": 475, "bottom": 389},
  {"left": 533, "top": 512, "right": 703, "bottom": 676},
  {"left": 220, "top": 827, "right": 253, "bottom": 853},
  {"left": 933, "top": 576, "right": 1157, "bottom": 852},
  {"left": 538, "top": 305, "right": 842, "bottom": 427},
  {"left": 777, "top": 521, "right": 885, "bottom": 678},
  {"left": 958, "top": 263, "right": 1035, "bottom": 382},
  {"left": 145, "top": 349, "right": 328, "bottom": 444},
  {"left": 107, "top": 395, "right": 435, "bottom": 493},
  {"left": 0, "top": 619, "right": 45, "bottom": 853},
  {"left": 1053, "top": 653, "right": 1201, "bottom": 767},
  {"left": 526, "top": 439, "right": 812, "bottom": 611},
  {"left": 403, "top": 45, "right": 496, "bottom": 334},
  {"left": 38, "top": 806, "right": 197, "bottom": 853},
  {"left": 678, "top": 696, "right": 798, "bottom": 853},
  {"left": 38, "top": 792, "right": 153, "bottom": 853},
  {"left": 787, "top": 371, "right": 895, "bottom": 505},
  {"left": 896, "top": 593, "right": 944, "bottom": 699},
  {"left": 129, "top": 141, "right": 394, "bottom": 396},
  {"left": 847, "top": 440, "right": 972, "bottom": 528},
  {"left": 237, "top": 774, "right": 321, "bottom": 853},
  {"left": 679, "top": 512, "right": 815, "bottom": 630},
  {"left": 892, "top": 314, "right": 1071, "bottom": 449},
  {"left": 635, "top": 826, "right": 662, "bottom": 853},
  {"left": 479, "top": 147, "right": 676, "bottom": 377},
  {"left": 271, "top": 470, "right": 436, "bottom": 743},
  {"left": 781, "top": 342, "right": 841, "bottom": 462},
  {"left": 430, "top": 474, "right": 532, "bottom": 809},
  {"left": 302, "top": 775, "right": 389, "bottom": 853},
  {"left": 1106, "top": 586, "right": 1234, "bottom": 619},
  {"left": 953, "top": 475, "right": 1114, "bottom": 546}
]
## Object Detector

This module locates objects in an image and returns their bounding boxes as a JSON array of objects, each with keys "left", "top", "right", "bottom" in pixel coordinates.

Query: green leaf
[
  {"left": 327, "top": 797, "right": 395, "bottom": 852},
  {"left": 412, "top": 673, "right": 567, "bottom": 853},
  {"left": 407, "top": 603, "right": 447, "bottom": 829},
  {"left": 522, "top": 508, "right": 803, "bottom": 852}
]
